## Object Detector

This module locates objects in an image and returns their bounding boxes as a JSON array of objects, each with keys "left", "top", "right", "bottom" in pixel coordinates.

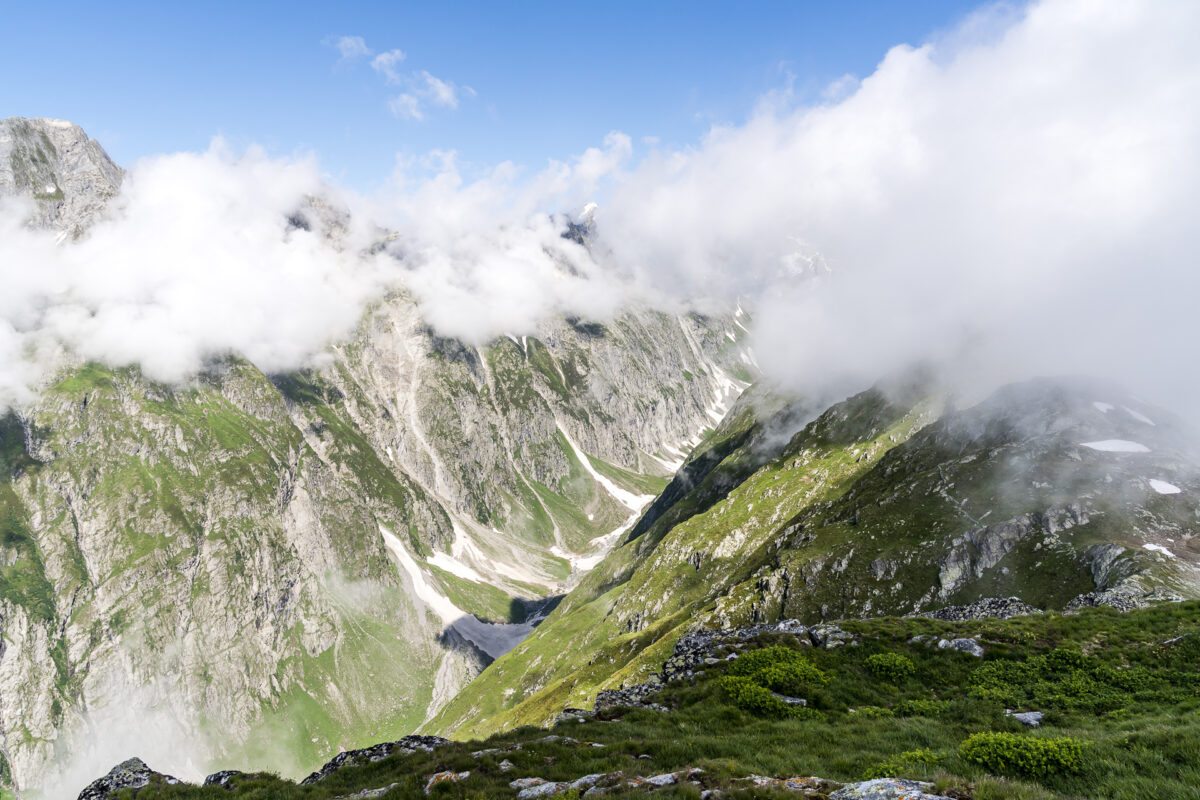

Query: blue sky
[{"left": 1, "top": 1, "right": 980, "bottom": 189}]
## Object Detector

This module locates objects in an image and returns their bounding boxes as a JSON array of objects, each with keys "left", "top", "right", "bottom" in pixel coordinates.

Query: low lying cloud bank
[{"left": 2, "top": 0, "right": 1198, "bottom": 418}]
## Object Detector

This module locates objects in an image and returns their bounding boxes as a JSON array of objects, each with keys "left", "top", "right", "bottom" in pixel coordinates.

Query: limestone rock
[
  {"left": 425, "top": 771, "right": 470, "bottom": 794},
  {"left": 915, "top": 597, "right": 1042, "bottom": 621},
  {"left": 302, "top": 736, "right": 451, "bottom": 785},
  {"left": 77, "top": 757, "right": 179, "bottom": 800},
  {"left": 829, "top": 778, "right": 956, "bottom": 800}
]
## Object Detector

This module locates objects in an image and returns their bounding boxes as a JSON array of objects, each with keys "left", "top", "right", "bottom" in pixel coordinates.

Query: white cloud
[
  {"left": 6, "top": 0, "right": 1199, "bottom": 422},
  {"left": 371, "top": 48, "right": 407, "bottom": 83},
  {"left": 419, "top": 70, "right": 459, "bottom": 108},
  {"left": 332, "top": 34, "right": 372, "bottom": 61},
  {"left": 590, "top": 0, "right": 1200, "bottom": 415},
  {"left": 389, "top": 93, "right": 424, "bottom": 121},
  {"left": 383, "top": 69, "right": 463, "bottom": 121},
  {"left": 0, "top": 142, "right": 395, "bottom": 410}
]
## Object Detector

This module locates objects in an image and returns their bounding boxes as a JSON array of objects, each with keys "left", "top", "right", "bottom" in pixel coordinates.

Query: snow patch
[
  {"left": 1149, "top": 479, "right": 1182, "bottom": 495},
  {"left": 380, "top": 525, "right": 532, "bottom": 659},
  {"left": 1143, "top": 543, "right": 1177, "bottom": 558},
  {"left": 557, "top": 423, "right": 655, "bottom": 512},
  {"left": 1123, "top": 406, "right": 1155, "bottom": 425},
  {"left": 1080, "top": 440, "right": 1150, "bottom": 453},
  {"left": 1093, "top": 401, "right": 1114, "bottom": 413}
]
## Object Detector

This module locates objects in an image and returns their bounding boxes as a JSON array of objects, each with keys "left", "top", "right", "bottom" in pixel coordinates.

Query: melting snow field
[
  {"left": 1143, "top": 543, "right": 1177, "bottom": 558},
  {"left": 558, "top": 423, "right": 656, "bottom": 512},
  {"left": 1093, "top": 401, "right": 1115, "bottom": 413},
  {"left": 1149, "top": 479, "right": 1183, "bottom": 495},
  {"left": 1123, "top": 406, "right": 1156, "bottom": 425},
  {"left": 1081, "top": 440, "right": 1151, "bottom": 453},
  {"left": 380, "top": 525, "right": 532, "bottom": 659}
]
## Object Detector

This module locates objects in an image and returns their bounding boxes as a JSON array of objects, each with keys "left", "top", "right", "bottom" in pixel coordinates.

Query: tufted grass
[{"left": 115, "top": 601, "right": 1200, "bottom": 800}]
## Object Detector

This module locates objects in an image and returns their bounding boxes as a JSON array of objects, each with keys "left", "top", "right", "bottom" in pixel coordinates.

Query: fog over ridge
[{"left": 2, "top": 0, "right": 1197, "bottom": 418}]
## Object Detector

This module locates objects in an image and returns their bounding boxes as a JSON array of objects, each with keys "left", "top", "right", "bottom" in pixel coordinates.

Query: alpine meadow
[{"left": 1, "top": 2, "right": 1199, "bottom": 800}]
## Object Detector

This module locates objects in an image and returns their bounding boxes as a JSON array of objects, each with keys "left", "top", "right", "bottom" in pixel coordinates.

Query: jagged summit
[{"left": 0, "top": 116, "right": 124, "bottom": 237}]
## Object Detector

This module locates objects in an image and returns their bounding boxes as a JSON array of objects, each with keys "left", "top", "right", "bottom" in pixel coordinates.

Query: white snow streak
[
  {"left": 1149, "top": 479, "right": 1182, "bottom": 495},
  {"left": 1093, "top": 401, "right": 1114, "bottom": 413},
  {"left": 1080, "top": 440, "right": 1151, "bottom": 453},
  {"left": 557, "top": 423, "right": 655, "bottom": 511},
  {"left": 1123, "top": 406, "right": 1156, "bottom": 425},
  {"left": 380, "top": 525, "right": 532, "bottom": 659},
  {"left": 1143, "top": 543, "right": 1177, "bottom": 558}
]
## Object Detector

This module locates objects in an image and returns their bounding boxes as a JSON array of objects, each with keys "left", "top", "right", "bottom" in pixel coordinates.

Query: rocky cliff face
[
  {"left": 430, "top": 376, "right": 1200, "bottom": 739},
  {"left": 0, "top": 117, "right": 123, "bottom": 237},
  {"left": 0, "top": 119, "right": 753, "bottom": 797}
]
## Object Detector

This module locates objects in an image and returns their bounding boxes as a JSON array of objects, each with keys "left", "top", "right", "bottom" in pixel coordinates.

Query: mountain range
[{"left": 0, "top": 118, "right": 1197, "bottom": 800}]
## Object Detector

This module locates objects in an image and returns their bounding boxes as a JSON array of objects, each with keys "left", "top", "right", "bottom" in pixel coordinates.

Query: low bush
[
  {"left": 959, "top": 732, "right": 1084, "bottom": 778},
  {"left": 864, "top": 748, "right": 940, "bottom": 779},
  {"left": 719, "top": 675, "right": 819, "bottom": 719},
  {"left": 865, "top": 652, "right": 916, "bottom": 682},
  {"left": 854, "top": 705, "right": 894, "bottom": 718},
  {"left": 727, "top": 645, "right": 829, "bottom": 696},
  {"left": 967, "top": 648, "right": 1185, "bottom": 714}
]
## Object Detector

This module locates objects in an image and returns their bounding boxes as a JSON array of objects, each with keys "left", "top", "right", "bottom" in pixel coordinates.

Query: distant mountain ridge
[
  {"left": 0, "top": 118, "right": 753, "bottom": 796},
  {"left": 428, "top": 375, "right": 1200, "bottom": 739},
  {"left": 0, "top": 117, "right": 123, "bottom": 237}
]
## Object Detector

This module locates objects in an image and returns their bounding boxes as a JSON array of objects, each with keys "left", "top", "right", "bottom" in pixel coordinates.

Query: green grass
[
  {"left": 429, "top": 564, "right": 529, "bottom": 624},
  {"left": 586, "top": 453, "right": 670, "bottom": 497},
  {"left": 116, "top": 601, "right": 1200, "bottom": 800}
]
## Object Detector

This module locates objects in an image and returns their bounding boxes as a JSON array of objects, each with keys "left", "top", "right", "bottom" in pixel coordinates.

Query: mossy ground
[{"left": 119, "top": 601, "right": 1200, "bottom": 800}]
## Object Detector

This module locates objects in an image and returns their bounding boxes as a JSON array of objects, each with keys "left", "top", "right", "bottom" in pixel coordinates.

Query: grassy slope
[
  {"left": 120, "top": 601, "right": 1200, "bottom": 800},
  {"left": 432, "top": 379, "right": 1200, "bottom": 741},
  {"left": 426, "top": 388, "right": 933, "bottom": 738}
]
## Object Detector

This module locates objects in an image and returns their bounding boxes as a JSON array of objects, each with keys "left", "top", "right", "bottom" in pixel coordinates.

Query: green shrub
[
  {"left": 864, "top": 748, "right": 940, "bottom": 779},
  {"left": 855, "top": 705, "right": 895, "bottom": 718},
  {"left": 865, "top": 652, "right": 916, "bottom": 682},
  {"left": 719, "top": 675, "right": 819, "bottom": 719},
  {"left": 895, "top": 698, "right": 948, "bottom": 717},
  {"left": 968, "top": 651, "right": 1171, "bottom": 714},
  {"left": 959, "top": 732, "right": 1084, "bottom": 778},
  {"left": 728, "top": 646, "right": 829, "bottom": 696}
]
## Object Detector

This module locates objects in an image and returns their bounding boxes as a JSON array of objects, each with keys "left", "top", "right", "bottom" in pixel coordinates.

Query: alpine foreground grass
[{"left": 110, "top": 599, "right": 1200, "bottom": 800}]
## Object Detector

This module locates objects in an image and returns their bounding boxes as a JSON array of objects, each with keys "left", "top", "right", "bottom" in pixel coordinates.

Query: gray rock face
[
  {"left": 0, "top": 117, "right": 124, "bottom": 236},
  {"left": 76, "top": 757, "right": 178, "bottom": 800},
  {"left": 937, "top": 505, "right": 1092, "bottom": 601}
]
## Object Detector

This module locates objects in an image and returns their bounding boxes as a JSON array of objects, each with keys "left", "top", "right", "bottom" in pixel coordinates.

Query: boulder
[
  {"left": 77, "top": 757, "right": 179, "bottom": 800},
  {"left": 424, "top": 771, "right": 469, "bottom": 794},
  {"left": 302, "top": 735, "right": 451, "bottom": 785},
  {"left": 830, "top": 778, "right": 956, "bottom": 799},
  {"left": 937, "top": 637, "right": 985, "bottom": 658},
  {"left": 203, "top": 769, "right": 244, "bottom": 788}
]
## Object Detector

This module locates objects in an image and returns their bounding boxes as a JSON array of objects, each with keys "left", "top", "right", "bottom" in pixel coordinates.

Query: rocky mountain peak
[{"left": 0, "top": 116, "right": 124, "bottom": 237}]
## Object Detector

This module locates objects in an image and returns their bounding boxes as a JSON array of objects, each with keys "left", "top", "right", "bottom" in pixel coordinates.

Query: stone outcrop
[
  {"left": 76, "top": 757, "right": 178, "bottom": 800},
  {"left": 914, "top": 596, "right": 1042, "bottom": 621},
  {"left": 1065, "top": 584, "right": 1185, "bottom": 613},
  {"left": 301, "top": 735, "right": 451, "bottom": 785},
  {"left": 594, "top": 619, "right": 853, "bottom": 714}
]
